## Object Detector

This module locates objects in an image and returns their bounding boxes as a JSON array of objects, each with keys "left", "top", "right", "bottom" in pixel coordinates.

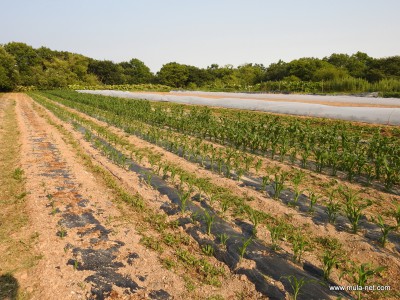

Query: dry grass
[{"left": 0, "top": 96, "right": 41, "bottom": 300}]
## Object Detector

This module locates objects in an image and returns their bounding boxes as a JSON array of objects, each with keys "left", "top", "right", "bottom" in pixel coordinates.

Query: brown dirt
[
  {"left": 6, "top": 93, "right": 263, "bottom": 300},
  {"left": 38, "top": 93, "right": 400, "bottom": 298}
]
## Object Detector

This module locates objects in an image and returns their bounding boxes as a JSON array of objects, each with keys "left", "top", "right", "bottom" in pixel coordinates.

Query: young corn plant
[
  {"left": 247, "top": 209, "right": 262, "bottom": 237},
  {"left": 290, "top": 171, "right": 305, "bottom": 206},
  {"left": 282, "top": 275, "right": 313, "bottom": 300},
  {"left": 322, "top": 251, "right": 340, "bottom": 281},
  {"left": 363, "top": 164, "right": 375, "bottom": 185},
  {"left": 236, "top": 168, "right": 245, "bottom": 182},
  {"left": 238, "top": 237, "right": 252, "bottom": 260},
  {"left": 218, "top": 233, "right": 229, "bottom": 247},
  {"left": 201, "top": 244, "right": 214, "bottom": 256},
  {"left": 339, "top": 186, "right": 371, "bottom": 233},
  {"left": 344, "top": 197, "right": 371, "bottom": 234},
  {"left": 268, "top": 223, "right": 283, "bottom": 250},
  {"left": 326, "top": 199, "right": 341, "bottom": 224},
  {"left": 292, "top": 233, "right": 308, "bottom": 263},
  {"left": 374, "top": 215, "right": 396, "bottom": 247},
  {"left": 203, "top": 210, "right": 215, "bottom": 235},
  {"left": 207, "top": 192, "right": 219, "bottom": 206},
  {"left": 382, "top": 155, "right": 399, "bottom": 191},
  {"left": 289, "top": 148, "right": 297, "bottom": 164},
  {"left": 273, "top": 171, "right": 288, "bottom": 200},
  {"left": 178, "top": 190, "right": 191, "bottom": 214},
  {"left": 142, "top": 171, "right": 153, "bottom": 187},
  {"left": 254, "top": 159, "right": 263, "bottom": 174},
  {"left": 308, "top": 191, "right": 320, "bottom": 213},
  {"left": 261, "top": 175, "right": 270, "bottom": 194},
  {"left": 343, "top": 263, "right": 386, "bottom": 300},
  {"left": 220, "top": 198, "right": 231, "bottom": 215}
]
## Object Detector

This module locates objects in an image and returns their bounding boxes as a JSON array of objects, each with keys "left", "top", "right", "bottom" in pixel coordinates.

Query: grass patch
[{"left": 0, "top": 97, "right": 40, "bottom": 299}]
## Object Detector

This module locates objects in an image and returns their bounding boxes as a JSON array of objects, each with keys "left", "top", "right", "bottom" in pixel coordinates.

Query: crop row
[
  {"left": 44, "top": 90, "right": 400, "bottom": 191},
  {"left": 33, "top": 91, "right": 400, "bottom": 239}
]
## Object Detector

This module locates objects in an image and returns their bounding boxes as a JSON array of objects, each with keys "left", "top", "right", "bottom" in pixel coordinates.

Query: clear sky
[{"left": 1, "top": 0, "right": 399, "bottom": 72}]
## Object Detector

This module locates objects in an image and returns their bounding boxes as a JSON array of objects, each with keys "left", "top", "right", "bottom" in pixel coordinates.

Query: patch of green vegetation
[{"left": 0, "top": 98, "right": 41, "bottom": 299}]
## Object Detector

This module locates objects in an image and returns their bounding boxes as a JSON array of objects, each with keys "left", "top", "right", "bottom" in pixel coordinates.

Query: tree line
[{"left": 1, "top": 42, "right": 399, "bottom": 93}]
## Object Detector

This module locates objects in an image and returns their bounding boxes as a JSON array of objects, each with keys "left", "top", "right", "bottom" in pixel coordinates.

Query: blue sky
[{"left": 1, "top": 0, "right": 399, "bottom": 72}]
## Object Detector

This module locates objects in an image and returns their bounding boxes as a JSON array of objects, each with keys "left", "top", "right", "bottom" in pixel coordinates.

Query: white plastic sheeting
[
  {"left": 77, "top": 90, "right": 400, "bottom": 125},
  {"left": 173, "top": 91, "right": 400, "bottom": 106}
]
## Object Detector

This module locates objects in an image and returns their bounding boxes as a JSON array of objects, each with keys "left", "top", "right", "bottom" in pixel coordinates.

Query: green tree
[
  {"left": 186, "top": 65, "right": 212, "bottom": 87},
  {"left": 236, "top": 63, "right": 265, "bottom": 87},
  {"left": 313, "top": 63, "right": 349, "bottom": 81},
  {"left": 157, "top": 62, "right": 189, "bottom": 88},
  {"left": 4, "top": 42, "right": 40, "bottom": 86},
  {"left": 88, "top": 59, "right": 123, "bottom": 84},
  {"left": 264, "top": 60, "right": 289, "bottom": 81},
  {"left": 287, "top": 57, "right": 323, "bottom": 81},
  {"left": 0, "top": 46, "right": 19, "bottom": 91},
  {"left": 119, "top": 58, "right": 153, "bottom": 84}
]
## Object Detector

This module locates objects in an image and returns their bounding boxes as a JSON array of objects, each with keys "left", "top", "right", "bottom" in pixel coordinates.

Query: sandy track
[{"left": 14, "top": 93, "right": 186, "bottom": 299}]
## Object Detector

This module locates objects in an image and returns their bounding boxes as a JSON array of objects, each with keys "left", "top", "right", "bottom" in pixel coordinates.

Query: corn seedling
[
  {"left": 203, "top": 210, "right": 215, "bottom": 235},
  {"left": 254, "top": 159, "right": 263, "bottom": 174},
  {"left": 73, "top": 259, "right": 79, "bottom": 271},
  {"left": 58, "top": 226, "right": 67, "bottom": 239},
  {"left": 289, "top": 148, "right": 297, "bottom": 164},
  {"left": 282, "top": 275, "right": 314, "bottom": 300},
  {"left": 308, "top": 191, "right": 320, "bottom": 213},
  {"left": 292, "top": 234, "right": 308, "bottom": 263},
  {"left": 238, "top": 237, "right": 252, "bottom": 260},
  {"left": 247, "top": 209, "right": 263, "bottom": 237},
  {"left": 236, "top": 168, "right": 245, "bottom": 181},
  {"left": 202, "top": 244, "right": 214, "bottom": 256},
  {"left": 141, "top": 171, "right": 153, "bottom": 186},
  {"left": 273, "top": 171, "right": 288, "bottom": 200},
  {"left": 268, "top": 223, "right": 283, "bottom": 250},
  {"left": 374, "top": 215, "right": 396, "bottom": 247},
  {"left": 326, "top": 199, "right": 341, "bottom": 224},
  {"left": 343, "top": 263, "right": 386, "bottom": 300},
  {"left": 207, "top": 192, "right": 219, "bottom": 206},
  {"left": 178, "top": 190, "right": 191, "bottom": 214},
  {"left": 344, "top": 198, "right": 371, "bottom": 234},
  {"left": 43, "top": 90, "right": 400, "bottom": 192},
  {"left": 220, "top": 198, "right": 231, "bottom": 215},
  {"left": 322, "top": 251, "right": 340, "bottom": 281},
  {"left": 259, "top": 175, "right": 269, "bottom": 192},
  {"left": 218, "top": 233, "right": 229, "bottom": 247}
]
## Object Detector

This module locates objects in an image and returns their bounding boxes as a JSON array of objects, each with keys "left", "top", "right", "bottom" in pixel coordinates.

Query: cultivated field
[{"left": 1, "top": 91, "right": 399, "bottom": 300}]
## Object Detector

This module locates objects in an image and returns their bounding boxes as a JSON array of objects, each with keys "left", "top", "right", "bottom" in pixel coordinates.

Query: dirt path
[{"left": 13, "top": 93, "right": 191, "bottom": 299}]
